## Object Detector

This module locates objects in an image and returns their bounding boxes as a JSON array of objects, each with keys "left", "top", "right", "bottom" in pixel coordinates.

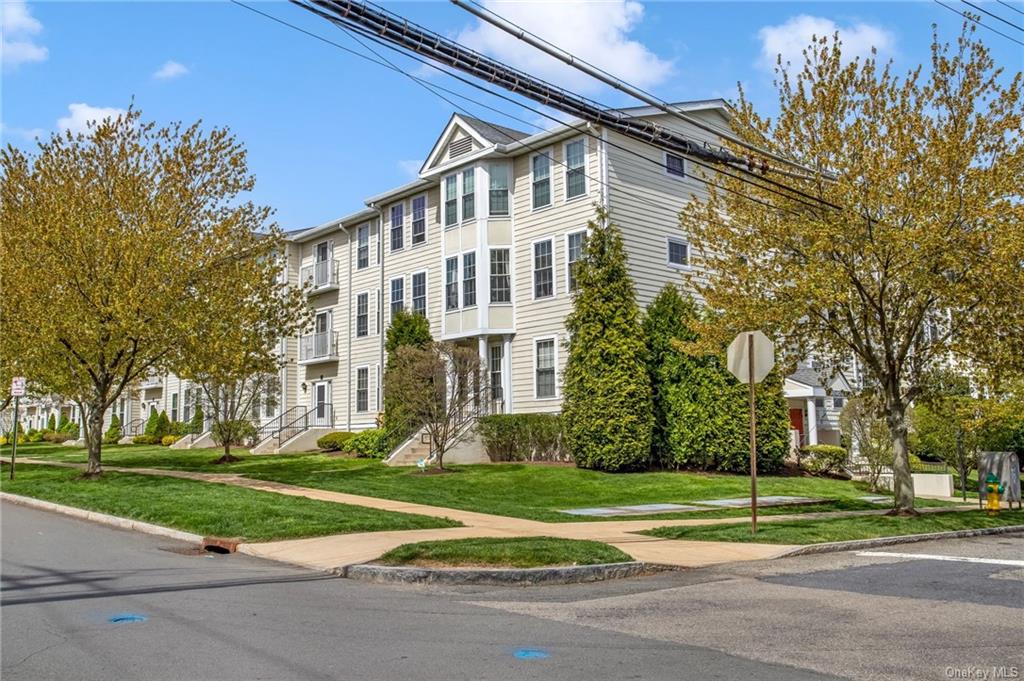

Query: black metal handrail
[
  {"left": 249, "top": 406, "right": 306, "bottom": 448},
  {"left": 276, "top": 404, "right": 335, "bottom": 447},
  {"left": 125, "top": 417, "right": 146, "bottom": 437}
]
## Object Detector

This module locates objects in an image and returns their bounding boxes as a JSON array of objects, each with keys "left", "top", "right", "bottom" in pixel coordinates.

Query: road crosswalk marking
[{"left": 857, "top": 551, "right": 1024, "bottom": 567}]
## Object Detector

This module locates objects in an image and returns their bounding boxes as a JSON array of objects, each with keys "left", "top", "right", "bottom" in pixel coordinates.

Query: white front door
[{"left": 312, "top": 382, "right": 331, "bottom": 426}]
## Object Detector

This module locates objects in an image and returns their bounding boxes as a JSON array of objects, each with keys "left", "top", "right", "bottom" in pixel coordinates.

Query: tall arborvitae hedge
[
  {"left": 657, "top": 303, "right": 790, "bottom": 473},
  {"left": 383, "top": 309, "right": 433, "bottom": 445},
  {"left": 642, "top": 283, "right": 698, "bottom": 468},
  {"left": 562, "top": 212, "right": 653, "bottom": 472}
]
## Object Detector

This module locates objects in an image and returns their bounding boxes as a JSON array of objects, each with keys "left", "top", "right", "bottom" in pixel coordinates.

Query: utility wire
[
  {"left": 231, "top": 0, "right": 820, "bottom": 220},
  {"left": 961, "top": 0, "right": 1024, "bottom": 31},
  {"left": 934, "top": 0, "right": 1024, "bottom": 46},
  {"left": 996, "top": 0, "right": 1024, "bottom": 16}
]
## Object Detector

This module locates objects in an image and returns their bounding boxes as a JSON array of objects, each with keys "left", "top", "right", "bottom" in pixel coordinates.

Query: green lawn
[
  {"left": 376, "top": 537, "right": 632, "bottom": 568},
  {"left": 0, "top": 464, "right": 459, "bottom": 542},
  {"left": 643, "top": 509, "right": 1024, "bottom": 545},
  {"left": 7, "top": 442, "right": 957, "bottom": 523}
]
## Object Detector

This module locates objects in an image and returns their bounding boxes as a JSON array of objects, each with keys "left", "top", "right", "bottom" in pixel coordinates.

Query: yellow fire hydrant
[{"left": 984, "top": 473, "right": 1005, "bottom": 516}]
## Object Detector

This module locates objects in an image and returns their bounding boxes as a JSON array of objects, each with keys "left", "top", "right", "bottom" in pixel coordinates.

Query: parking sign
[{"left": 11, "top": 377, "right": 25, "bottom": 397}]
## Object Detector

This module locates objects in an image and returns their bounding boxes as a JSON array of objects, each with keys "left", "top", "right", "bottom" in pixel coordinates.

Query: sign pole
[
  {"left": 10, "top": 395, "right": 19, "bottom": 480},
  {"left": 748, "top": 333, "right": 758, "bottom": 535}
]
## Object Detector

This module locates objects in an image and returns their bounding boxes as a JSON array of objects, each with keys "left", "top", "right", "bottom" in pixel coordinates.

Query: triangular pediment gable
[{"left": 422, "top": 114, "right": 499, "bottom": 174}]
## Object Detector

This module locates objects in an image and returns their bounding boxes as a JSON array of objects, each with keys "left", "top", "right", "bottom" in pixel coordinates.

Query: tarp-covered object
[{"left": 978, "top": 451, "right": 1021, "bottom": 505}]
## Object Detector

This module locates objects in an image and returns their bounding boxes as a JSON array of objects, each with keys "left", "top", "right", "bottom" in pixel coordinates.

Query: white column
[
  {"left": 806, "top": 397, "right": 819, "bottom": 446},
  {"left": 502, "top": 335, "right": 513, "bottom": 414}
]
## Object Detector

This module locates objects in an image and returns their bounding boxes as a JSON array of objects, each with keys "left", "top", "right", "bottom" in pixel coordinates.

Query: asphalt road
[
  {"left": 1, "top": 503, "right": 834, "bottom": 681},
  {"left": 3, "top": 504, "right": 1021, "bottom": 681}
]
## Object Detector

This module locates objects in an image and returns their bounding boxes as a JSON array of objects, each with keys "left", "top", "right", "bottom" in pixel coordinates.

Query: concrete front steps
[
  {"left": 384, "top": 428, "right": 489, "bottom": 467},
  {"left": 169, "top": 432, "right": 214, "bottom": 450},
  {"left": 252, "top": 427, "right": 333, "bottom": 455}
]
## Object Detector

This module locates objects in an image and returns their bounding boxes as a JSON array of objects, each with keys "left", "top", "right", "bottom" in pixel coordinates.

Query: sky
[{"left": 3, "top": 0, "right": 1023, "bottom": 230}]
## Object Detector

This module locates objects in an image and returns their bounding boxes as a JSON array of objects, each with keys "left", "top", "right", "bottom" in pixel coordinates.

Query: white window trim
[
  {"left": 489, "top": 247, "right": 513, "bottom": 306},
  {"left": 530, "top": 148, "right": 554, "bottom": 211},
  {"left": 533, "top": 335, "right": 559, "bottom": 400},
  {"left": 389, "top": 275, "right": 406, "bottom": 319},
  {"left": 563, "top": 137, "right": 588, "bottom": 202},
  {"left": 664, "top": 151, "right": 686, "bottom": 180},
  {"left": 564, "top": 229, "right": 587, "bottom": 294},
  {"left": 354, "top": 366, "right": 370, "bottom": 413},
  {"left": 531, "top": 236, "right": 556, "bottom": 301},
  {"left": 356, "top": 224, "right": 371, "bottom": 270},
  {"left": 487, "top": 161, "right": 511, "bottom": 217},
  {"left": 444, "top": 255, "right": 460, "bottom": 312},
  {"left": 461, "top": 166, "right": 477, "bottom": 224},
  {"left": 665, "top": 235, "right": 691, "bottom": 270},
  {"left": 410, "top": 193, "right": 428, "bottom": 247},
  {"left": 443, "top": 173, "right": 460, "bottom": 228},
  {"left": 355, "top": 290, "right": 371, "bottom": 337},
  {"left": 461, "top": 250, "right": 478, "bottom": 310},
  {"left": 389, "top": 201, "right": 405, "bottom": 253},
  {"left": 411, "top": 269, "right": 429, "bottom": 317}
]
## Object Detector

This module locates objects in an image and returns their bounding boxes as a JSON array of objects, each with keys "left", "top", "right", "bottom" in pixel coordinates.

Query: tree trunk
[
  {"left": 884, "top": 397, "right": 916, "bottom": 515},
  {"left": 84, "top": 403, "right": 105, "bottom": 477}
]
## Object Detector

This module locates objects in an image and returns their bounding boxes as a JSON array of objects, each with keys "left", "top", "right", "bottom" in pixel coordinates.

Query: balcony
[
  {"left": 300, "top": 259, "right": 340, "bottom": 294},
  {"left": 299, "top": 331, "right": 340, "bottom": 365},
  {"left": 140, "top": 373, "right": 163, "bottom": 389}
]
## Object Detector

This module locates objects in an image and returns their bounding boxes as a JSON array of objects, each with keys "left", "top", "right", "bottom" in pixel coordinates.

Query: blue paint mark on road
[
  {"left": 108, "top": 613, "right": 147, "bottom": 624},
  {"left": 513, "top": 648, "right": 550, "bottom": 660}
]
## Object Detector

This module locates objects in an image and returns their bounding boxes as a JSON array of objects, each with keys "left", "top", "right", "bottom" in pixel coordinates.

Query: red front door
[{"left": 789, "top": 408, "right": 804, "bottom": 438}]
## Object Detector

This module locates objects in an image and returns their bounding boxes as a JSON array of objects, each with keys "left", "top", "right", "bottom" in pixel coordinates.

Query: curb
[
  {"left": 339, "top": 561, "right": 651, "bottom": 586},
  {"left": 0, "top": 492, "right": 205, "bottom": 546},
  {"left": 778, "top": 524, "right": 1024, "bottom": 558}
]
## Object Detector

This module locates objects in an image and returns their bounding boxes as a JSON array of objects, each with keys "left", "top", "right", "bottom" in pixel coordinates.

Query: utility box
[{"left": 978, "top": 452, "right": 1022, "bottom": 509}]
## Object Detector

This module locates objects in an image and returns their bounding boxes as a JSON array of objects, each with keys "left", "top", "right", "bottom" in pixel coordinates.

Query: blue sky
[{"left": 3, "top": 0, "right": 1022, "bottom": 229}]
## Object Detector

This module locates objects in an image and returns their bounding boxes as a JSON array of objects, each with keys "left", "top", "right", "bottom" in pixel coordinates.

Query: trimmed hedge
[
  {"left": 103, "top": 414, "right": 122, "bottom": 445},
  {"left": 343, "top": 428, "right": 389, "bottom": 458},
  {"left": 318, "top": 431, "right": 356, "bottom": 451},
  {"left": 477, "top": 414, "right": 567, "bottom": 462},
  {"left": 161, "top": 434, "right": 183, "bottom": 446},
  {"left": 800, "top": 444, "right": 848, "bottom": 475},
  {"left": 133, "top": 434, "right": 159, "bottom": 445},
  {"left": 43, "top": 431, "right": 71, "bottom": 444}
]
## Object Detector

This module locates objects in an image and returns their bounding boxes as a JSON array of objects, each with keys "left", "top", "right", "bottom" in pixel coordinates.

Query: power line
[
  {"left": 960, "top": 0, "right": 1024, "bottom": 31},
  {"left": 934, "top": 0, "right": 1024, "bottom": 46},
  {"left": 231, "top": 0, "right": 807, "bottom": 220},
  {"left": 996, "top": 0, "right": 1024, "bottom": 17},
  {"left": 450, "top": 0, "right": 820, "bottom": 180}
]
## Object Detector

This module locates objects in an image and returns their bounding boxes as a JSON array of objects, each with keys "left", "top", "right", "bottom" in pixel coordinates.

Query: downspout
[
  {"left": 340, "top": 222, "right": 352, "bottom": 433},
  {"left": 369, "top": 202, "right": 386, "bottom": 419}
]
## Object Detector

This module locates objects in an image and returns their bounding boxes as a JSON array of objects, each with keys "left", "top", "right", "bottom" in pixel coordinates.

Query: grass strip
[{"left": 376, "top": 536, "right": 632, "bottom": 568}]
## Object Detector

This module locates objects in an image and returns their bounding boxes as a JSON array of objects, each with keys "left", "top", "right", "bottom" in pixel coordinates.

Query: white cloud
[
  {"left": 456, "top": 0, "right": 672, "bottom": 93},
  {"left": 57, "top": 103, "right": 127, "bottom": 135},
  {"left": 757, "top": 15, "right": 895, "bottom": 72},
  {"left": 397, "top": 159, "right": 424, "bottom": 177},
  {"left": 1, "top": 122, "right": 45, "bottom": 142},
  {"left": 153, "top": 60, "right": 189, "bottom": 80},
  {"left": 2, "top": 0, "right": 48, "bottom": 69}
]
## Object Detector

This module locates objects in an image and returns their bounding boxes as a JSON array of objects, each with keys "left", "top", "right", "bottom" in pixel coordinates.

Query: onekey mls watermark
[{"left": 945, "top": 666, "right": 1020, "bottom": 680}]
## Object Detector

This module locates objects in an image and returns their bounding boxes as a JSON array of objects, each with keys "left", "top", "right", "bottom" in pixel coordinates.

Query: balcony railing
[
  {"left": 140, "top": 374, "right": 163, "bottom": 389},
  {"left": 300, "top": 259, "right": 340, "bottom": 293},
  {"left": 299, "top": 331, "right": 339, "bottom": 363}
]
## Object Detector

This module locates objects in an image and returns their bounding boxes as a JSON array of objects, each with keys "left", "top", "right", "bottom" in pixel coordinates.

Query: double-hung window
[
  {"left": 462, "top": 252, "right": 476, "bottom": 307},
  {"left": 411, "top": 195, "right": 426, "bottom": 245},
  {"left": 667, "top": 237, "right": 689, "bottom": 268},
  {"left": 445, "top": 257, "right": 459, "bottom": 311},
  {"left": 444, "top": 175, "right": 458, "bottom": 227},
  {"left": 390, "top": 277, "right": 404, "bottom": 316},
  {"left": 390, "top": 204, "right": 404, "bottom": 251},
  {"left": 489, "top": 344, "right": 504, "bottom": 401},
  {"left": 533, "top": 239, "right": 554, "bottom": 299},
  {"left": 357, "top": 225, "right": 370, "bottom": 269},
  {"left": 666, "top": 152, "right": 685, "bottom": 178},
  {"left": 531, "top": 153, "right": 552, "bottom": 208},
  {"left": 356, "top": 368, "right": 369, "bottom": 412},
  {"left": 412, "top": 272, "right": 427, "bottom": 316},
  {"left": 566, "top": 230, "right": 586, "bottom": 292},
  {"left": 490, "top": 249, "right": 511, "bottom": 303},
  {"left": 489, "top": 163, "right": 509, "bottom": 216},
  {"left": 356, "top": 292, "right": 369, "bottom": 337},
  {"left": 535, "top": 338, "right": 556, "bottom": 398},
  {"left": 462, "top": 169, "right": 475, "bottom": 220},
  {"left": 565, "top": 139, "right": 586, "bottom": 199},
  {"left": 171, "top": 393, "right": 179, "bottom": 422}
]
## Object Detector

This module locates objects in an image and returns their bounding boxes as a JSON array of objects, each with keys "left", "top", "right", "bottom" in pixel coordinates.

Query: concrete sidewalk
[{"left": 12, "top": 457, "right": 960, "bottom": 571}]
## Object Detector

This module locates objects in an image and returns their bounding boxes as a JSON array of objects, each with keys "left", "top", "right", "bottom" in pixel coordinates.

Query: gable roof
[{"left": 458, "top": 114, "right": 530, "bottom": 145}]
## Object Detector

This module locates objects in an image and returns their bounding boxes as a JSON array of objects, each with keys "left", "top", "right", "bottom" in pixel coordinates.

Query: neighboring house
[
  {"left": 5, "top": 99, "right": 853, "bottom": 454},
  {"left": 784, "top": 362, "right": 859, "bottom": 451}
]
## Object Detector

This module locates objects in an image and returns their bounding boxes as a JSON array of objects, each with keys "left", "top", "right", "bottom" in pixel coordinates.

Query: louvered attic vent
[{"left": 447, "top": 137, "right": 473, "bottom": 160}]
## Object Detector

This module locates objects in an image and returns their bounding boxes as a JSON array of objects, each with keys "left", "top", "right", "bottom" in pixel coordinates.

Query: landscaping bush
[
  {"left": 477, "top": 414, "right": 567, "bottom": 462},
  {"left": 800, "top": 444, "right": 848, "bottom": 475},
  {"left": 57, "top": 413, "right": 71, "bottom": 432},
  {"left": 161, "top": 434, "right": 182, "bottom": 446},
  {"left": 27, "top": 429, "right": 43, "bottom": 443},
  {"left": 317, "top": 431, "right": 356, "bottom": 451},
  {"left": 562, "top": 213, "right": 653, "bottom": 472},
  {"left": 189, "top": 405, "right": 204, "bottom": 434},
  {"left": 46, "top": 414, "right": 56, "bottom": 432},
  {"left": 343, "top": 428, "right": 389, "bottom": 458},
  {"left": 43, "top": 431, "right": 71, "bottom": 444},
  {"left": 154, "top": 410, "right": 172, "bottom": 439},
  {"left": 143, "top": 410, "right": 160, "bottom": 436},
  {"left": 103, "top": 414, "right": 122, "bottom": 445},
  {"left": 211, "top": 419, "right": 257, "bottom": 448},
  {"left": 59, "top": 419, "right": 80, "bottom": 439},
  {"left": 132, "top": 434, "right": 159, "bottom": 445}
]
